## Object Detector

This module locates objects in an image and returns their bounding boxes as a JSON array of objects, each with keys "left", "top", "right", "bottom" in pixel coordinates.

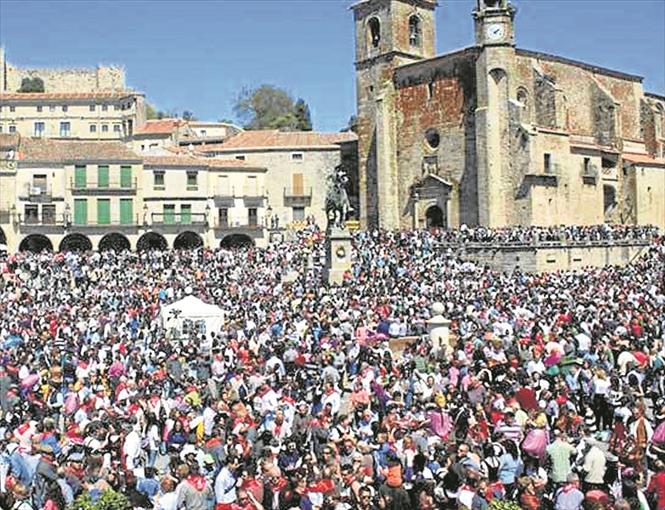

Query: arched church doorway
[{"left": 425, "top": 206, "right": 445, "bottom": 228}]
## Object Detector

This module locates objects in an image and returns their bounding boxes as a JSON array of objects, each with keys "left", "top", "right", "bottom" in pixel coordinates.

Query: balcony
[
  {"left": 70, "top": 178, "right": 138, "bottom": 195},
  {"left": 283, "top": 187, "right": 313, "bottom": 207},
  {"left": 213, "top": 220, "right": 264, "bottom": 239},
  {"left": 18, "top": 213, "right": 141, "bottom": 234},
  {"left": 150, "top": 212, "right": 208, "bottom": 233},
  {"left": 213, "top": 187, "right": 267, "bottom": 207},
  {"left": 581, "top": 163, "right": 599, "bottom": 185},
  {"left": 517, "top": 163, "right": 560, "bottom": 199},
  {"left": 19, "top": 183, "right": 55, "bottom": 203}
]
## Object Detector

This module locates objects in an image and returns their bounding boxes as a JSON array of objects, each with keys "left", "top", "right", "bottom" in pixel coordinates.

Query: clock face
[{"left": 485, "top": 23, "right": 505, "bottom": 41}]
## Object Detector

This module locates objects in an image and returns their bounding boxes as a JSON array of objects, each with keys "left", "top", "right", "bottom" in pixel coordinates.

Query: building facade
[
  {"left": 0, "top": 91, "right": 146, "bottom": 140},
  {"left": 0, "top": 135, "right": 270, "bottom": 252},
  {"left": 353, "top": 0, "right": 665, "bottom": 230},
  {"left": 198, "top": 129, "right": 358, "bottom": 229}
]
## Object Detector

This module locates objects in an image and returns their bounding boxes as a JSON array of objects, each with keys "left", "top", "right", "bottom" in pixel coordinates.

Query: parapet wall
[
  {"left": 456, "top": 241, "right": 650, "bottom": 273},
  {"left": 1, "top": 48, "right": 125, "bottom": 92}
]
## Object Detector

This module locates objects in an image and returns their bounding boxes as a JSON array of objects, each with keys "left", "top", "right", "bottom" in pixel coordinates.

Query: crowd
[
  {"left": 0, "top": 224, "right": 663, "bottom": 510},
  {"left": 431, "top": 224, "right": 659, "bottom": 245}
]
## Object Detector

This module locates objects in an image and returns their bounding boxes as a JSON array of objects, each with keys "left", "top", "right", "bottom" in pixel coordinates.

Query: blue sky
[{"left": 1, "top": 0, "right": 663, "bottom": 132}]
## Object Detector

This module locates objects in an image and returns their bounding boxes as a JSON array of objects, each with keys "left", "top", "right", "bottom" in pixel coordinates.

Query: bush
[
  {"left": 68, "top": 490, "right": 131, "bottom": 510},
  {"left": 18, "top": 77, "right": 45, "bottom": 93}
]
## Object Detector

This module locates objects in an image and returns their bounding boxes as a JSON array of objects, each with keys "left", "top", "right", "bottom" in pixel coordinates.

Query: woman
[
  {"left": 591, "top": 369, "right": 612, "bottom": 431},
  {"left": 497, "top": 440, "right": 522, "bottom": 499}
]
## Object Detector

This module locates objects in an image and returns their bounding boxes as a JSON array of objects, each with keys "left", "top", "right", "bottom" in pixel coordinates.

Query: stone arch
[
  {"left": 99, "top": 232, "right": 131, "bottom": 252},
  {"left": 173, "top": 231, "right": 204, "bottom": 250},
  {"left": 136, "top": 232, "right": 168, "bottom": 251},
  {"left": 220, "top": 234, "right": 254, "bottom": 249},
  {"left": 19, "top": 234, "right": 53, "bottom": 253},
  {"left": 425, "top": 205, "right": 445, "bottom": 228},
  {"left": 408, "top": 15, "right": 421, "bottom": 47},
  {"left": 516, "top": 86, "right": 530, "bottom": 120},
  {"left": 59, "top": 233, "right": 92, "bottom": 252},
  {"left": 367, "top": 17, "right": 381, "bottom": 49}
]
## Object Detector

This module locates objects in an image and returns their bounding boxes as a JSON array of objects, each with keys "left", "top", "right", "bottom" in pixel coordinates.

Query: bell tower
[
  {"left": 474, "top": 0, "right": 517, "bottom": 227},
  {"left": 352, "top": 0, "right": 438, "bottom": 230}
]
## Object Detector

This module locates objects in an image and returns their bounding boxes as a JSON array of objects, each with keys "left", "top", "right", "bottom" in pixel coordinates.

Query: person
[
  {"left": 647, "top": 461, "right": 665, "bottom": 510},
  {"left": 176, "top": 463, "right": 213, "bottom": 510},
  {"left": 554, "top": 473, "right": 584, "bottom": 510},
  {"left": 547, "top": 431, "right": 576, "bottom": 487},
  {"left": 497, "top": 440, "right": 522, "bottom": 498}
]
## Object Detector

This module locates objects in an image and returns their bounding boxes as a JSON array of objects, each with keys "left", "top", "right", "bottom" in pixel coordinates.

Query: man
[
  {"left": 215, "top": 455, "right": 240, "bottom": 506},
  {"left": 176, "top": 463, "right": 213, "bottom": 510},
  {"left": 579, "top": 434, "right": 607, "bottom": 492},
  {"left": 546, "top": 430, "right": 576, "bottom": 486},
  {"left": 554, "top": 473, "right": 584, "bottom": 510}
]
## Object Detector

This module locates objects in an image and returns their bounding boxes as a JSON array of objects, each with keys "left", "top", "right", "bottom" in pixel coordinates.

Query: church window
[
  {"left": 368, "top": 18, "right": 381, "bottom": 48},
  {"left": 425, "top": 128, "right": 440, "bottom": 149},
  {"left": 544, "top": 153, "right": 552, "bottom": 173},
  {"left": 409, "top": 15, "right": 422, "bottom": 47}
]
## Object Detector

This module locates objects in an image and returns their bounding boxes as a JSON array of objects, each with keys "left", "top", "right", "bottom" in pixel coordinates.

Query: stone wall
[
  {"left": 1, "top": 50, "right": 125, "bottom": 92},
  {"left": 458, "top": 241, "right": 650, "bottom": 273},
  {"left": 393, "top": 50, "right": 478, "bottom": 228}
]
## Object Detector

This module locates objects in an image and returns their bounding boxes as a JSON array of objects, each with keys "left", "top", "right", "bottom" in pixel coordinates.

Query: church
[{"left": 352, "top": 0, "right": 665, "bottom": 230}]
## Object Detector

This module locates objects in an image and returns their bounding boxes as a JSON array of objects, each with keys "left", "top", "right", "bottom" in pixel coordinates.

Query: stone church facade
[{"left": 353, "top": 0, "right": 665, "bottom": 230}]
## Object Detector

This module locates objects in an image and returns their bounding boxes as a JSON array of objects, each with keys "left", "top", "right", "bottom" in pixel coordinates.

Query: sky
[{"left": 1, "top": 0, "right": 664, "bottom": 132}]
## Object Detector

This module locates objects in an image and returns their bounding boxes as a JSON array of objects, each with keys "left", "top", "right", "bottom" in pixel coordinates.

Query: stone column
[{"left": 427, "top": 302, "right": 452, "bottom": 352}]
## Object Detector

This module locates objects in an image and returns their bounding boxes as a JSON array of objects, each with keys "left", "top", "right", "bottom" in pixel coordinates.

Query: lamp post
[
  {"left": 10, "top": 204, "right": 18, "bottom": 227},
  {"left": 266, "top": 205, "right": 273, "bottom": 230},
  {"left": 413, "top": 190, "right": 420, "bottom": 229}
]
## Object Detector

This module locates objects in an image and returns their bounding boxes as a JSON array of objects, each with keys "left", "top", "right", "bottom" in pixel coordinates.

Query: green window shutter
[
  {"left": 120, "top": 199, "right": 133, "bottom": 225},
  {"left": 180, "top": 204, "right": 191, "bottom": 224},
  {"left": 164, "top": 204, "right": 175, "bottom": 225},
  {"left": 97, "top": 199, "right": 110, "bottom": 225},
  {"left": 74, "top": 166, "right": 87, "bottom": 188},
  {"left": 97, "top": 166, "right": 109, "bottom": 188},
  {"left": 74, "top": 199, "right": 87, "bottom": 225},
  {"left": 120, "top": 165, "right": 132, "bottom": 188}
]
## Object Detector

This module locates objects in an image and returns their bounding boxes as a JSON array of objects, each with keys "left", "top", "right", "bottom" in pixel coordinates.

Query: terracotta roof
[
  {"left": 0, "top": 91, "right": 141, "bottom": 101},
  {"left": 200, "top": 130, "right": 357, "bottom": 152},
  {"left": 17, "top": 138, "right": 141, "bottom": 163},
  {"left": 143, "top": 155, "right": 264, "bottom": 170},
  {"left": 622, "top": 152, "right": 665, "bottom": 167},
  {"left": 134, "top": 119, "right": 184, "bottom": 136}
]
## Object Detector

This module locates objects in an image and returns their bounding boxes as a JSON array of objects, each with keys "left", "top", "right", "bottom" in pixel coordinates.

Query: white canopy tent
[{"left": 160, "top": 295, "right": 225, "bottom": 347}]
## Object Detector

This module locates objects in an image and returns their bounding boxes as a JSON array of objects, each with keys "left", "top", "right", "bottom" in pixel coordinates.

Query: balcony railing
[
  {"left": 283, "top": 187, "right": 313, "bottom": 207},
  {"left": 581, "top": 163, "right": 599, "bottom": 184},
  {"left": 150, "top": 213, "right": 207, "bottom": 226},
  {"left": 18, "top": 214, "right": 140, "bottom": 227},
  {"left": 70, "top": 178, "right": 138, "bottom": 195},
  {"left": 19, "top": 183, "right": 54, "bottom": 202}
]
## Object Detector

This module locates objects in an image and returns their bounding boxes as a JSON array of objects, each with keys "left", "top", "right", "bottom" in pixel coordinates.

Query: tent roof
[{"left": 161, "top": 295, "right": 223, "bottom": 318}]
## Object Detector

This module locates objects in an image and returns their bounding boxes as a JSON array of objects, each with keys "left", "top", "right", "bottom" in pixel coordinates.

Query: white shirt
[{"left": 214, "top": 467, "right": 236, "bottom": 503}]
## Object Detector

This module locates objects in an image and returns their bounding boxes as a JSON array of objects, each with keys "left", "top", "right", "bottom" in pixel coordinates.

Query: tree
[
  {"left": 18, "top": 76, "right": 45, "bottom": 93},
  {"left": 294, "top": 98, "right": 313, "bottom": 131},
  {"left": 145, "top": 102, "right": 159, "bottom": 120},
  {"left": 233, "top": 85, "right": 313, "bottom": 131},
  {"left": 182, "top": 110, "right": 196, "bottom": 121}
]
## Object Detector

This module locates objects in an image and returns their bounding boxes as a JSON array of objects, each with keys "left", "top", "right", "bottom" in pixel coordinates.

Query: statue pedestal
[
  {"left": 427, "top": 302, "right": 452, "bottom": 352},
  {"left": 324, "top": 227, "right": 353, "bottom": 285}
]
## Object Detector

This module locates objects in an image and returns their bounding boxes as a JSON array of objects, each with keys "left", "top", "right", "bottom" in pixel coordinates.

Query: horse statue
[{"left": 325, "top": 165, "right": 352, "bottom": 230}]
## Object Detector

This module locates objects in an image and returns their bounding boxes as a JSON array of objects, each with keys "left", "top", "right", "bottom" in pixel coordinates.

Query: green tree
[
  {"left": 294, "top": 98, "right": 313, "bottom": 131},
  {"left": 18, "top": 77, "right": 45, "bottom": 93},
  {"left": 182, "top": 110, "right": 196, "bottom": 121},
  {"left": 234, "top": 85, "right": 313, "bottom": 131},
  {"left": 145, "top": 102, "right": 159, "bottom": 120}
]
